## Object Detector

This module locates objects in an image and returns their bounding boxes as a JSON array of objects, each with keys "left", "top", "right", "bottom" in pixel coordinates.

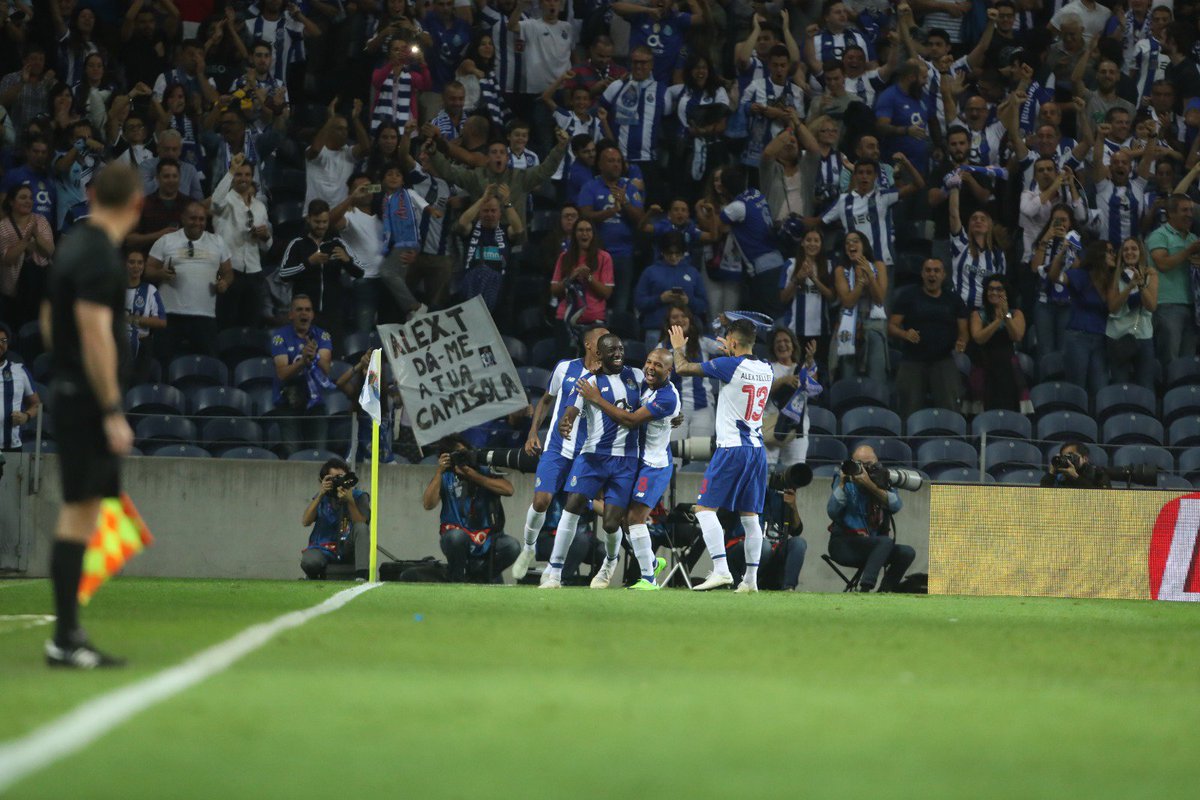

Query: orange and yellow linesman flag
[{"left": 78, "top": 494, "right": 155, "bottom": 605}]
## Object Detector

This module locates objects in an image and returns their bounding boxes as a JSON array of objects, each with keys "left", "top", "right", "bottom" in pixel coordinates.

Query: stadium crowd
[{"left": 4, "top": 0, "right": 1200, "bottom": 490}]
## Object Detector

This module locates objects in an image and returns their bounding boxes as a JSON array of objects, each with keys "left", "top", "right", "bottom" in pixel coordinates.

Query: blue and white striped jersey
[
  {"left": 1094, "top": 178, "right": 1147, "bottom": 247},
  {"left": 544, "top": 358, "right": 590, "bottom": 458},
  {"left": 821, "top": 189, "right": 900, "bottom": 266},
  {"left": 602, "top": 76, "right": 665, "bottom": 163},
  {"left": 701, "top": 356, "right": 774, "bottom": 449},
  {"left": 951, "top": 231, "right": 1006, "bottom": 310},
  {"left": 640, "top": 381, "right": 681, "bottom": 469},
  {"left": 572, "top": 365, "right": 645, "bottom": 457}
]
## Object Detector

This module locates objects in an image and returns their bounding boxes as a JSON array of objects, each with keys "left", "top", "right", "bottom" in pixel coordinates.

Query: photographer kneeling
[
  {"left": 422, "top": 435, "right": 521, "bottom": 582},
  {"left": 300, "top": 458, "right": 371, "bottom": 580},
  {"left": 1040, "top": 442, "right": 1111, "bottom": 489},
  {"left": 826, "top": 445, "right": 914, "bottom": 593}
]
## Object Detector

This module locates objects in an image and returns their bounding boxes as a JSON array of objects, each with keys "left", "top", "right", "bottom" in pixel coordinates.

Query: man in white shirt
[
  {"left": 305, "top": 98, "right": 370, "bottom": 209},
  {"left": 144, "top": 201, "right": 234, "bottom": 358},
  {"left": 508, "top": 0, "right": 575, "bottom": 95},
  {"left": 330, "top": 174, "right": 385, "bottom": 334},
  {"left": 1051, "top": 1, "right": 1112, "bottom": 44},
  {"left": 211, "top": 153, "right": 272, "bottom": 329}
]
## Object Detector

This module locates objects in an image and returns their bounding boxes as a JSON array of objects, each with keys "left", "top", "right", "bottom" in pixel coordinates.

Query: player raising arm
[
  {"left": 668, "top": 318, "right": 774, "bottom": 592},
  {"left": 575, "top": 348, "right": 679, "bottom": 589}
]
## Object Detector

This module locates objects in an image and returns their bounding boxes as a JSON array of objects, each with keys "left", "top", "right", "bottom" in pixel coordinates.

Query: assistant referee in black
[{"left": 40, "top": 163, "right": 143, "bottom": 669}]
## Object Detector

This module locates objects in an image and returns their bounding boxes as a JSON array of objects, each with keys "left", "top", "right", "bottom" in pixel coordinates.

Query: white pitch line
[
  {"left": 0, "top": 581, "right": 44, "bottom": 591},
  {"left": 0, "top": 582, "right": 380, "bottom": 794},
  {"left": 0, "top": 615, "right": 55, "bottom": 635}
]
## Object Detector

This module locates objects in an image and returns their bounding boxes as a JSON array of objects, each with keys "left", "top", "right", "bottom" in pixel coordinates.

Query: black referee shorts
[{"left": 51, "top": 385, "right": 121, "bottom": 503}]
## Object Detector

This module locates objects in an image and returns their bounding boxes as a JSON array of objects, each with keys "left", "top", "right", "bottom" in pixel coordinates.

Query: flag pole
[{"left": 369, "top": 415, "right": 380, "bottom": 582}]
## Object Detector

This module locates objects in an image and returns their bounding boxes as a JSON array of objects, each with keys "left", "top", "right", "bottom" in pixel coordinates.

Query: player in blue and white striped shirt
[
  {"left": 669, "top": 318, "right": 774, "bottom": 593},
  {"left": 541, "top": 334, "right": 644, "bottom": 588},
  {"left": 575, "top": 348, "right": 680, "bottom": 590},
  {"left": 512, "top": 327, "right": 608, "bottom": 581}
]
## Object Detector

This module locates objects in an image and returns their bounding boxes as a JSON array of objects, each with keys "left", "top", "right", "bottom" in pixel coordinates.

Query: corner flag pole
[{"left": 369, "top": 417, "right": 380, "bottom": 582}]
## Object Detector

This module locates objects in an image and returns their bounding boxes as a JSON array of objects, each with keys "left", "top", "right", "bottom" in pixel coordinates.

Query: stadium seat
[
  {"left": 517, "top": 366, "right": 553, "bottom": 394},
  {"left": 623, "top": 339, "right": 648, "bottom": 366},
  {"left": 17, "top": 319, "right": 42, "bottom": 358},
  {"left": 984, "top": 440, "right": 1044, "bottom": 478},
  {"left": 840, "top": 407, "right": 902, "bottom": 438},
  {"left": 167, "top": 355, "right": 229, "bottom": 392},
  {"left": 516, "top": 307, "right": 549, "bottom": 338},
  {"left": 200, "top": 418, "right": 264, "bottom": 454},
  {"left": 288, "top": 449, "right": 340, "bottom": 462},
  {"left": 811, "top": 464, "right": 840, "bottom": 479},
  {"left": 1038, "top": 351, "right": 1065, "bottom": 382},
  {"left": 846, "top": 437, "right": 913, "bottom": 467},
  {"left": 1177, "top": 448, "right": 1200, "bottom": 482},
  {"left": 829, "top": 377, "right": 889, "bottom": 415},
  {"left": 321, "top": 391, "right": 352, "bottom": 415},
  {"left": 246, "top": 386, "right": 277, "bottom": 417},
  {"left": 971, "top": 409, "right": 1033, "bottom": 441},
  {"left": 340, "top": 331, "right": 380, "bottom": 362},
  {"left": 1016, "top": 352, "right": 1036, "bottom": 385},
  {"left": 1157, "top": 473, "right": 1193, "bottom": 491},
  {"left": 1168, "top": 416, "right": 1200, "bottom": 448},
  {"left": 215, "top": 327, "right": 271, "bottom": 367},
  {"left": 125, "top": 383, "right": 186, "bottom": 416},
  {"left": 188, "top": 386, "right": 252, "bottom": 417},
  {"left": 605, "top": 309, "right": 642, "bottom": 340},
  {"left": 271, "top": 199, "right": 306, "bottom": 243},
  {"left": 1165, "top": 356, "right": 1200, "bottom": 390},
  {"left": 1162, "top": 385, "right": 1200, "bottom": 426},
  {"left": 930, "top": 467, "right": 992, "bottom": 483},
  {"left": 234, "top": 357, "right": 278, "bottom": 391},
  {"left": 1101, "top": 414, "right": 1164, "bottom": 446},
  {"left": 530, "top": 337, "right": 564, "bottom": 369},
  {"left": 805, "top": 435, "right": 847, "bottom": 464},
  {"left": 807, "top": 406, "right": 837, "bottom": 436},
  {"left": 328, "top": 359, "right": 353, "bottom": 384},
  {"left": 998, "top": 469, "right": 1043, "bottom": 485},
  {"left": 906, "top": 408, "right": 967, "bottom": 439},
  {"left": 502, "top": 336, "right": 529, "bottom": 367},
  {"left": 31, "top": 351, "right": 53, "bottom": 382},
  {"left": 1030, "top": 381, "right": 1089, "bottom": 417},
  {"left": 1036, "top": 411, "right": 1098, "bottom": 444},
  {"left": 1093, "top": 383, "right": 1156, "bottom": 423},
  {"left": 134, "top": 415, "right": 197, "bottom": 448},
  {"left": 151, "top": 444, "right": 211, "bottom": 458},
  {"left": 1111, "top": 444, "right": 1174, "bottom": 473},
  {"left": 22, "top": 439, "right": 57, "bottom": 453},
  {"left": 916, "top": 439, "right": 979, "bottom": 473}
]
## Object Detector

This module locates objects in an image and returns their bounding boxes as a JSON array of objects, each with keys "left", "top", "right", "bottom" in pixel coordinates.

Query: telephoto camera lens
[{"left": 477, "top": 448, "right": 540, "bottom": 473}]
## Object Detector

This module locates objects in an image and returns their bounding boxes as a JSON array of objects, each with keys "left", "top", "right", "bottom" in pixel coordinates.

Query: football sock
[
  {"left": 604, "top": 529, "right": 622, "bottom": 562},
  {"left": 628, "top": 523, "right": 657, "bottom": 580},
  {"left": 522, "top": 506, "right": 545, "bottom": 550},
  {"left": 742, "top": 515, "right": 763, "bottom": 588},
  {"left": 51, "top": 540, "right": 86, "bottom": 646},
  {"left": 696, "top": 510, "right": 730, "bottom": 576},
  {"left": 546, "top": 510, "right": 581, "bottom": 578}
]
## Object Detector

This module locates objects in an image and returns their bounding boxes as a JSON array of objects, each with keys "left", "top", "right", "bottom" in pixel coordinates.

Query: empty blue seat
[
  {"left": 220, "top": 446, "right": 278, "bottom": 460},
  {"left": 906, "top": 408, "right": 967, "bottom": 438},
  {"left": 322, "top": 391, "right": 352, "bottom": 415},
  {"left": 1094, "top": 383, "right": 1156, "bottom": 422},
  {"left": 1165, "top": 356, "right": 1200, "bottom": 390},
  {"left": 1177, "top": 448, "right": 1200, "bottom": 481},
  {"left": 233, "top": 357, "right": 278, "bottom": 391},
  {"left": 339, "top": 331, "right": 380, "bottom": 362},
  {"left": 1038, "top": 351, "right": 1065, "bottom": 382},
  {"left": 622, "top": 339, "right": 648, "bottom": 366},
  {"left": 31, "top": 351, "right": 53, "bottom": 382},
  {"left": 984, "top": 440, "right": 1043, "bottom": 477},
  {"left": 246, "top": 386, "right": 277, "bottom": 417},
  {"left": 215, "top": 327, "right": 271, "bottom": 366},
  {"left": 1102, "top": 413, "right": 1164, "bottom": 446},
  {"left": 916, "top": 439, "right": 979, "bottom": 472},
  {"left": 1030, "top": 381, "right": 1089, "bottom": 417},
  {"left": 288, "top": 449, "right": 340, "bottom": 462},
  {"left": 1168, "top": 416, "right": 1200, "bottom": 448},
  {"left": 805, "top": 436, "right": 847, "bottom": 464},
  {"left": 829, "top": 377, "right": 889, "bottom": 415},
  {"left": 135, "top": 415, "right": 197, "bottom": 448},
  {"left": 125, "top": 383, "right": 185, "bottom": 416},
  {"left": 930, "top": 466, "right": 991, "bottom": 483},
  {"left": 188, "top": 386, "right": 251, "bottom": 417},
  {"left": 971, "top": 409, "right": 1033, "bottom": 440},
  {"left": 200, "top": 418, "right": 263, "bottom": 453},
  {"left": 502, "top": 336, "right": 529, "bottom": 367},
  {"left": 807, "top": 406, "right": 837, "bottom": 436},
  {"left": 22, "top": 439, "right": 57, "bottom": 453},
  {"left": 517, "top": 366, "right": 553, "bottom": 393},
  {"left": 1157, "top": 473, "right": 1193, "bottom": 491},
  {"left": 1112, "top": 444, "right": 1174, "bottom": 472},
  {"left": 846, "top": 437, "right": 913, "bottom": 467},
  {"left": 840, "top": 406, "right": 902, "bottom": 437},
  {"left": 1037, "top": 411, "right": 1098, "bottom": 444},
  {"left": 998, "top": 469, "right": 1043, "bottom": 485},
  {"left": 1162, "top": 385, "right": 1200, "bottom": 426},
  {"left": 167, "top": 355, "right": 228, "bottom": 391},
  {"left": 151, "top": 444, "right": 211, "bottom": 458}
]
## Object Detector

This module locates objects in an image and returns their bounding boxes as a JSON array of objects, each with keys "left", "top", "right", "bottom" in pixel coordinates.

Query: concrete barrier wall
[{"left": 2, "top": 454, "right": 930, "bottom": 591}]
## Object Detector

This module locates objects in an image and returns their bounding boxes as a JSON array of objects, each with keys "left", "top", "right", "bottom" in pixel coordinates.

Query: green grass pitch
[{"left": 1, "top": 579, "right": 1197, "bottom": 799}]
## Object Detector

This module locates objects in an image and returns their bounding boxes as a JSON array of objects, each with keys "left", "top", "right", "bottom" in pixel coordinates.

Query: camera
[
  {"left": 768, "top": 463, "right": 813, "bottom": 492},
  {"left": 1051, "top": 453, "right": 1079, "bottom": 471},
  {"left": 841, "top": 460, "right": 923, "bottom": 492},
  {"left": 671, "top": 436, "right": 715, "bottom": 462},
  {"left": 326, "top": 471, "right": 359, "bottom": 496},
  {"left": 449, "top": 447, "right": 539, "bottom": 473}
]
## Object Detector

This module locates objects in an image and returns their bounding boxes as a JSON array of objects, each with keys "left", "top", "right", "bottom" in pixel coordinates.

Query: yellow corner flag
[
  {"left": 78, "top": 494, "right": 155, "bottom": 605},
  {"left": 359, "top": 348, "right": 383, "bottom": 581}
]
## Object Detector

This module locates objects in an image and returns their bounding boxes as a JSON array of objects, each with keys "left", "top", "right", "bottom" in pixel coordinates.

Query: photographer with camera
[
  {"left": 723, "top": 486, "right": 808, "bottom": 591},
  {"left": 422, "top": 434, "right": 520, "bottom": 582},
  {"left": 1040, "top": 442, "right": 1112, "bottom": 489},
  {"left": 300, "top": 458, "right": 370, "bottom": 580},
  {"left": 826, "top": 445, "right": 914, "bottom": 593}
]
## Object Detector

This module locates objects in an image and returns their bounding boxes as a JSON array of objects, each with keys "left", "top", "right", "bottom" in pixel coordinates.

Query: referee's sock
[
  {"left": 627, "top": 523, "right": 657, "bottom": 581},
  {"left": 522, "top": 506, "right": 546, "bottom": 551},
  {"left": 742, "top": 515, "right": 764, "bottom": 589},
  {"left": 546, "top": 510, "right": 581, "bottom": 579},
  {"left": 695, "top": 510, "right": 730, "bottom": 576},
  {"left": 51, "top": 540, "right": 86, "bottom": 646}
]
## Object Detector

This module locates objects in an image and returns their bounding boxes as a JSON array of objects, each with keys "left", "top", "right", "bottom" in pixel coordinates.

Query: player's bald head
[{"left": 647, "top": 348, "right": 671, "bottom": 368}]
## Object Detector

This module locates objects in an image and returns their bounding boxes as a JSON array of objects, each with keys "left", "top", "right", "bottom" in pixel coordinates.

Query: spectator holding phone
[
  {"left": 278, "top": 199, "right": 366, "bottom": 344},
  {"left": 633, "top": 231, "right": 709, "bottom": 337}
]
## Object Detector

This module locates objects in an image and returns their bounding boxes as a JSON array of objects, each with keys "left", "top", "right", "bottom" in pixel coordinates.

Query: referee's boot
[{"left": 45, "top": 632, "right": 126, "bottom": 669}]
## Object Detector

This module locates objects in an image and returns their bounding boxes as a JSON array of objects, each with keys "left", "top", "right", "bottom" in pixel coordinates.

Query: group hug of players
[{"left": 511, "top": 318, "right": 773, "bottom": 592}]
